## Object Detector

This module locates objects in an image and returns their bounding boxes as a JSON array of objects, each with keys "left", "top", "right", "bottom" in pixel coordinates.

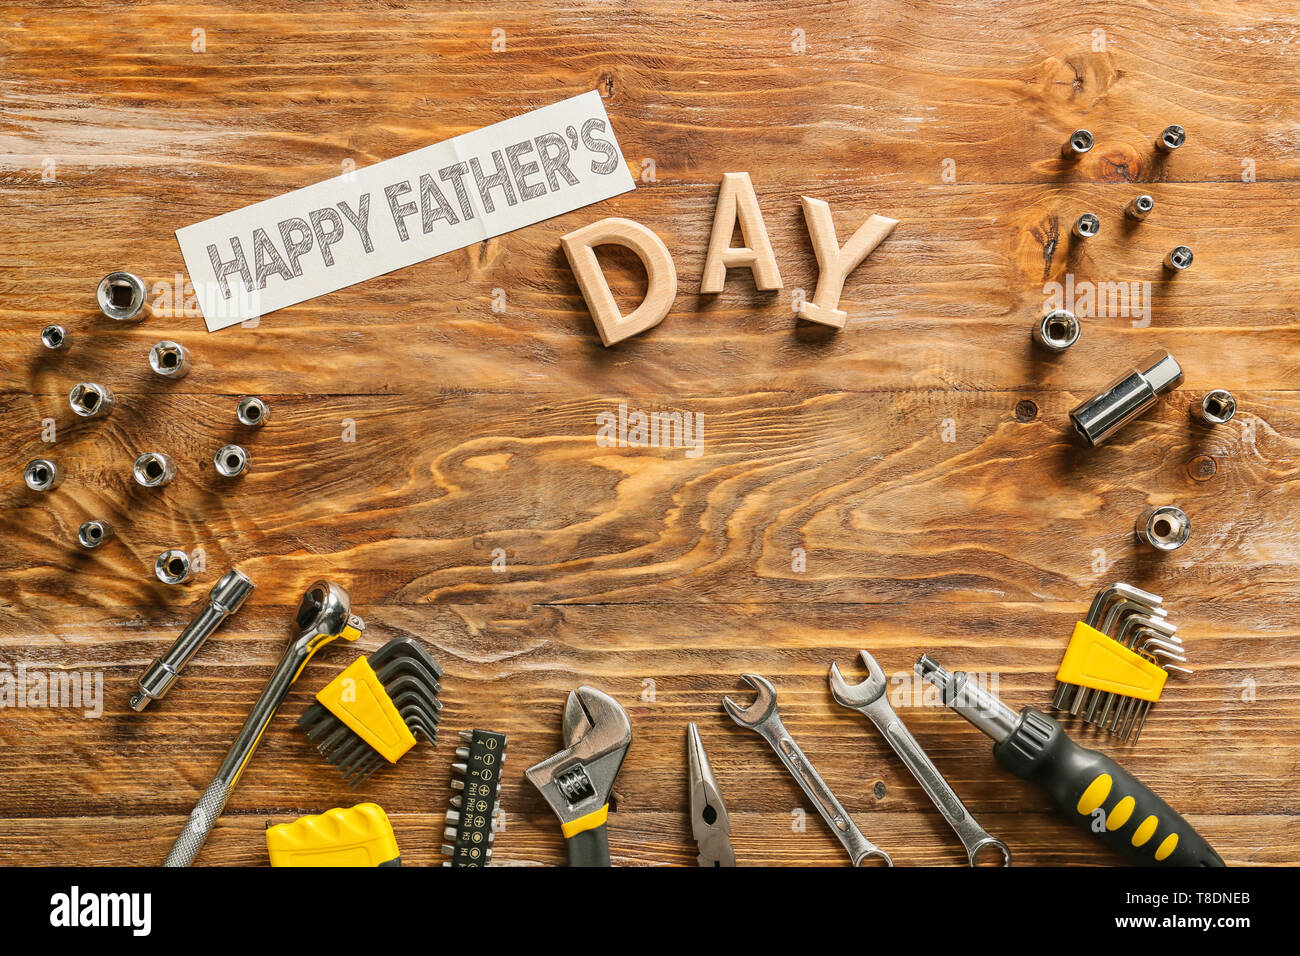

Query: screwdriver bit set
[{"left": 443, "top": 729, "right": 507, "bottom": 866}]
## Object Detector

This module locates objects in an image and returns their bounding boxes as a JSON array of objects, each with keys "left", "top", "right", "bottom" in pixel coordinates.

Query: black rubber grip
[
  {"left": 565, "top": 823, "right": 611, "bottom": 867},
  {"left": 994, "top": 707, "right": 1224, "bottom": 867}
]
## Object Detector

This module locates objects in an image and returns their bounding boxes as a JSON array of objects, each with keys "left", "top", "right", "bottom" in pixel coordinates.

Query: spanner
[
  {"left": 829, "top": 650, "right": 1011, "bottom": 866},
  {"left": 723, "top": 673, "right": 892, "bottom": 866}
]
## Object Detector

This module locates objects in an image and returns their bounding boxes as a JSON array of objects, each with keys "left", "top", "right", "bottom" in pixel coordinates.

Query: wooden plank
[{"left": 1, "top": 0, "right": 1297, "bottom": 866}]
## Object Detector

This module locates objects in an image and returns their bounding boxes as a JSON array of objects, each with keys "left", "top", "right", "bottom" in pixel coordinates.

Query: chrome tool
[{"left": 687, "top": 722, "right": 735, "bottom": 867}]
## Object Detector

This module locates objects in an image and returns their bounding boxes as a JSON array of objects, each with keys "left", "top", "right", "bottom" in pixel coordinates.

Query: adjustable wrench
[
  {"left": 829, "top": 650, "right": 1010, "bottom": 866},
  {"left": 723, "top": 673, "right": 892, "bottom": 866}
]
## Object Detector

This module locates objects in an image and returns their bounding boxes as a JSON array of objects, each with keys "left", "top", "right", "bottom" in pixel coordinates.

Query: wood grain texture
[{"left": 1, "top": 0, "right": 1298, "bottom": 866}]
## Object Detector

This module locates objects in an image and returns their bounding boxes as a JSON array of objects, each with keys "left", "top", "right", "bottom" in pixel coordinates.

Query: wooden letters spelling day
[{"left": 561, "top": 171, "right": 898, "bottom": 345}]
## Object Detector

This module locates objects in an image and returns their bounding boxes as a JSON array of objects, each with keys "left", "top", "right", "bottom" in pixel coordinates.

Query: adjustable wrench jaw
[{"left": 526, "top": 687, "right": 631, "bottom": 866}]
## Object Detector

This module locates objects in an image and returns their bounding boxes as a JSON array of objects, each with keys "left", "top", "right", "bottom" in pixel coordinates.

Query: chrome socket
[
  {"left": 1072, "top": 213, "right": 1100, "bottom": 239},
  {"left": 1124, "top": 195, "right": 1154, "bottom": 221},
  {"left": 1192, "top": 389, "right": 1237, "bottom": 426},
  {"left": 155, "top": 549, "right": 193, "bottom": 585},
  {"left": 69, "top": 382, "right": 115, "bottom": 419},
  {"left": 1164, "top": 246, "right": 1193, "bottom": 271},
  {"left": 133, "top": 452, "right": 177, "bottom": 488},
  {"left": 1154, "top": 125, "right": 1185, "bottom": 153},
  {"left": 1033, "top": 310, "right": 1080, "bottom": 352},
  {"left": 149, "top": 341, "right": 192, "bottom": 379},
  {"left": 1135, "top": 506, "right": 1191, "bottom": 552},
  {"left": 1069, "top": 349, "right": 1184, "bottom": 446},
  {"left": 1060, "top": 129, "right": 1094, "bottom": 159},
  {"left": 130, "top": 567, "right": 254, "bottom": 711},
  {"left": 97, "top": 271, "right": 150, "bottom": 321},
  {"left": 214, "top": 444, "right": 248, "bottom": 478},
  {"left": 41, "top": 325, "right": 69, "bottom": 350},
  {"left": 24, "top": 458, "right": 63, "bottom": 492},
  {"left": 77, "top": 520, "right": 114, "bottom": 549},
  {"left": 236, "top": 396, "right": 268, "bottom": 427}
]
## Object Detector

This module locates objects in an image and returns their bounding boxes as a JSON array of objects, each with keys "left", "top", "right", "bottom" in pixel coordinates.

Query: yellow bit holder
[
  {"left": 1056, "top": 621, "right": 1168, "bottom": 702},
  {"left": 266, "top": 803, "right": 400, "bottom": 867},
  {"left": 315, "top": 656, "right": 417, "bottom": 763}
]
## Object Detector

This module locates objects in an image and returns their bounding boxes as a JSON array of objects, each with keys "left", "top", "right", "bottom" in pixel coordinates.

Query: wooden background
[{"left": 2, "top": 0, "right": 1298, "bottom": 867}]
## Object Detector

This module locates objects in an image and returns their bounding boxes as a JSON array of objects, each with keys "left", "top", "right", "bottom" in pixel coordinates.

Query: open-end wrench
[
  {"left": 829, "top": 650, "right": 1011, "bottom": 866},
  {"left": 723, "top": 673, "right": 892, "bottom": 866}
]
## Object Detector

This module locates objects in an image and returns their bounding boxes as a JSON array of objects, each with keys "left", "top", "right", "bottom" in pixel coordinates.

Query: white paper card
[{"left": 176, "top": 90, "right": 636, "bottom": 331}]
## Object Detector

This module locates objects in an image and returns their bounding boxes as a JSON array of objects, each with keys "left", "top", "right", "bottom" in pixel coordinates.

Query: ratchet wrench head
[
  {"left": 827, "top": 650, "right": 888, "bottom": 709},
  {"left": 722, "top": 674, "right": 779, "bottom": 728},
  {"left": 295, "top": 580, "right": 364, "bottom": 645}
]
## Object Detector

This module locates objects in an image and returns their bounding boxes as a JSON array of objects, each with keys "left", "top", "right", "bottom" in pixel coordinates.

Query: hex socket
[
  {"left": 1072, "top": 213, "right": 1100, "bottom": 239},
  {"left": 1060, "top": 130, "right": 1094, "bottom": 159},
  {"left": 1069, "top": 350, "right": 1184, "bottom": 446},
  {"left": 97, "top": 271, "right": 150, "bottom": 321},
  {"left": 133, "top": 452, "right": 177, "bottom": 488},
  {"left": 1164, "top": 246, "right": 1193, "bottom": 271},
  {"left": 149, "top": 341, "right": 192, "bottom": 378},
  {"left": 1135, "top": 506, "right": 1190, "bottom": 552},
  {"left": 130, "top": 568, "right": 255, "bottom": 711},
  {"left": 236, "top": 396, "right": 268, "bottom": 427},
  {"left": 155, "top": 549, "right": 193, "bottom": 585},
  {"left": 214, "top": 444, "right": 248, "bottom": 477},
  {"left": 1124, "top": 195, "right": 1154, "bottom": 221},
  {"left": 1154, "top": 125, "right": 1185, "bottom": 153},
  {"left": 69, "top": 382, "right": 115, "bottom": 419},
  {"left": 78, "top": 520, "right": 114, "bottom": 549},
  {"left": 1033, "top": 310, "right": 1080, "bottom": 352},
  {"left": 1192, "top": 389, "right": 1237, "bottom": 426},
  {"left": 41, "top": 325, "right": 69, "bottom": 350},
  {"left": 24, "top": 458, "right": 63, "bottom": 492}
]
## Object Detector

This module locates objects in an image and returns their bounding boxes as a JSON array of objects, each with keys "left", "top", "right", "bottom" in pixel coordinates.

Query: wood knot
[
  {"left": 1015, "top": 399, "right": 1039, "bottom": 422},
  {"left": 1188, "top": 455, "right": 1218, "bottom": 481}
]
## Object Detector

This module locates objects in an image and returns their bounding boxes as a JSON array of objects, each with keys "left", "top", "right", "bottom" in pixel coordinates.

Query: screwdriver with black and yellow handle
[{"left": 916, "top": 655, "right": 1224, "bottom": 866}]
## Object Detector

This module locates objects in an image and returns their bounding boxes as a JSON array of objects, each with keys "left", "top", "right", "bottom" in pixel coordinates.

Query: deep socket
[
  {"left": 1069, "top": 350, "right": 1184, "bottom": 446},
  {"left": 1072, "top": 213, "right": 1100, "bottom": 239},
  {"left": 1124, "top": 195, "right": 1154, "bottom": 221},
  {"left": 1164, "top": 246, "right": 1194, "bottom": 271},
  {"left": 24, "top": 458, "right": 63, "bottom": 492},
  {"left": 130, "top": 568, "right": 255, "bottom": 711},
  {"left": 1154, "top": 125, "right": 1185, "bottom": 153},
  {"left": 77, "top": 520, "right": 114, "bottom": 549},
  {"left": 1034, "top": 310, "right": 1080, "bottom": 352}
]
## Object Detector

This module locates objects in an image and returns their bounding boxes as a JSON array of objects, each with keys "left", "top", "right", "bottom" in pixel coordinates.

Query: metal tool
[
  {"left": 40, "top": 325, "right": 69, "bottom": 350},
  {"left": 724, "top": 673, "right": 891, "bottom": 866},
  {"left": 77, "top": 519, "right": 113, "bottom": 549},
  {"left": 163, "top": 580, "right": 364, "bottom": 866},
  {"left": 148, "top": 340, "right": 191, "bottom": 378},
  {"left": 1135, "top": 505, "right": 1191, "bottom": 552},
  {"left": 1068, "top": 599, "right": 1173, "bottom": 718},
  {"left": 687, "top": 722, "right": 735, "bottom": 867},
  {"left": 1060, "top": 129, "right": 1093, "bottom": 159},
  {"left": 1069, "top": 349, "right": 1183, "bottom": 446},
  {"left": 237, "top": 396, "right": 268, "bottom": 427},
  {"left": 1164, "top": 245, "right": 1193, "bottom": 271},
  {"left": 1124, "top": 195, "right": 1154, "bottom": 221},
  {"left": 129, "top": 568, "right": 254, "bottom": 712},
  {"left": 1051, "top": 583, "right": 1163, "bottom": 710},
  {"left": 443, "top": 729, "right": 506, "bottom": 866},
  {"left": 1033, "top": 309, "right": 1080, "bottom": 352},
  {"left": 829, "top": 650, "right": 1010, "bottom": 866},
  {"left": 298, "top": 637, "right": 443, "bottom": 787},
  {"left": 154, "top": 549, "right": 193, "bottom": 585},
  {"left": 133, "top": 452, "right": 176, "bottom": 488},
  {"left": 917, "top": 655, "right": 1223, "bottom": 866},
  {"left": 214, "top": 444, "right": 248, "bottom": 478},
  {"left": 1192, "top": 389, "right": 1236, "bottom": 425},
  {"left": 23, "top": 458, "right": 62, "bottom": 492},
  {"left": 1072, "top": 213, "right": 1100, "bottom": 239},
  {"left": 1154, "top": 125, "right": 1185, "bottom": 153},
  {"left": 526, "top": 686, "right": 631, "bottom": 867},
  {"left": 97, "top": 271, "right": 149, "bottom": 321},
  {"left": 69, "top": 382, "right": 114, "bottom": 419}
]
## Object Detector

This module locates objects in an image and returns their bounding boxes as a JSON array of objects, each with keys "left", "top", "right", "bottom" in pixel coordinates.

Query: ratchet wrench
[
  {"left": 829, "top": 650, "right": 1010, "bottom": 866},
  {"left": 723, "top": 673, "right": 892, "bottom": 866}
]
